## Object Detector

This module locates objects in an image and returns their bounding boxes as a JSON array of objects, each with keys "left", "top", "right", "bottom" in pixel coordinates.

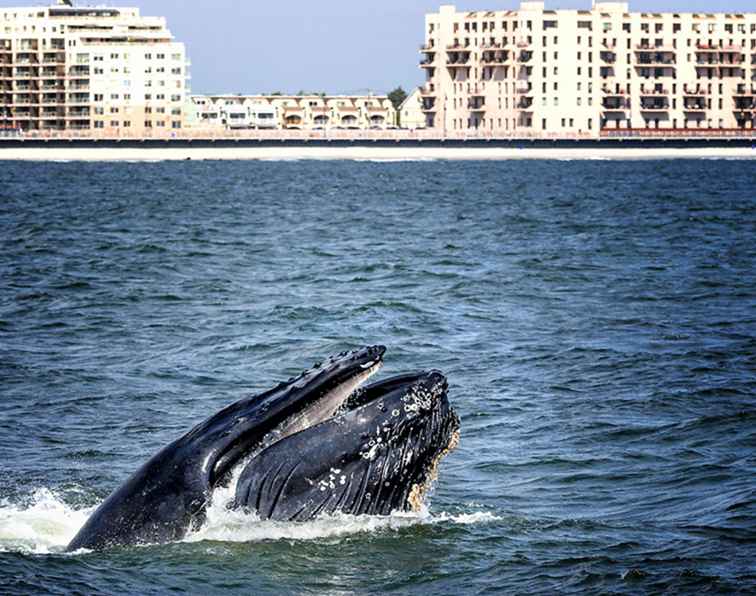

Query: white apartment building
[
  {"left": 420, "top": 1, "right": 756, "bottom": 136},
  {"left": 0, "top": 2, "right": 188, "bottom": 133},
  {"left": 190, "top": 94, "right": 398, "bottom": 131}
]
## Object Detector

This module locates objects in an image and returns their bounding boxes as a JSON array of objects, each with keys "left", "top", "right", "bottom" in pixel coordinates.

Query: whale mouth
[
  {"left": 253, "top": 358, "right": 384, "bottom": 456},
  {"left": 209, "top": 346, "right": 386, "bottom": 488},
  {"left": 232, "top": 369, "right": 460, "bottom": 521}
]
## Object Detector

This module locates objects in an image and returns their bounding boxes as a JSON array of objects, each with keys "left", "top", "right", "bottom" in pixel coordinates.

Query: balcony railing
[{"left": 639, "top": 88, "right": 669, "bottom": 96}]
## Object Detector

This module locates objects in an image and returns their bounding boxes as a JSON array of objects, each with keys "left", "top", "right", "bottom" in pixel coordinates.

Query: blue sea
[{"left": 1, "top": 159, "right": 755, "bottom": 594}]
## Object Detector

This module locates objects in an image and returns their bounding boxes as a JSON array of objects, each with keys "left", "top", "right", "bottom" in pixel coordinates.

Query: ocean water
[{"left": 0, "top": 159, "right": 755, "bottom": 595}]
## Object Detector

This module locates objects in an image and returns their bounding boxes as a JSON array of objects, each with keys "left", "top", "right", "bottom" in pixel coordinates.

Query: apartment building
[
  {"left": 190, "top": 94, "right": 398, "bottom": 130},
  {"left": 0, "top": 2, "right": 188, "bottom": 133},
  {"left": 420, "top": 1, "right": 756, "bottom": 136}
]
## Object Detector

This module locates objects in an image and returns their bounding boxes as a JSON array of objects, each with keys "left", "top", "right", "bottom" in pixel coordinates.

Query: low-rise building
[
  {"left": 190, "top": 94, "right": 397, "bottom": 131},
  {"left": 0, "top": 2, "right": 188, "bottom": 133},
  {"left": 420, "top": 1, "right": 756, "bottom": 137},
  {"left": 399, "top": 88, "right": 426, "bottom": 129}
]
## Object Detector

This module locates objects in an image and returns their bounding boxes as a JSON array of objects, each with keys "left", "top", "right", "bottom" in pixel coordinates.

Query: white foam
[
  {"left": 0, "top": 486, "right": 501, "bottom": 553},
  {"left": 0, "top": 489, "right": 94, "bottom": 554},
  {"left": 186, "top": 475, "right": 502, "bottom": 544}
]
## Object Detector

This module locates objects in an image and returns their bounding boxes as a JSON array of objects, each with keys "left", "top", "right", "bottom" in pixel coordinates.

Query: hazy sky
[{"left": 3, "top": 1, "right": 753, "bottom": 94}]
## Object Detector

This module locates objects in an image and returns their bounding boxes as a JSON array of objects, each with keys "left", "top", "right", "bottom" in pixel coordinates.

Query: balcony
[
  {"left": 515, "top": 82, "right": 532, "bottom": 95},
  {"left": 418, "top": 84, "right": 435, "bottom": 96},
  {"left": 602, "top": 87, "right": 625, "bottom": 97},
  {"left": 68, "top": 95, "right": 90, "bottom": 105},
  {"left": 635, "top": 57, "right": 676, "bottom": 68},
  {"left": 421, "top": 97, "right": 436, "bottom": 112},
  {"left": 420, "top": 57, "right": 435, "bottom": 68},
  {"left": 446, "top": 43, "right": 470, "bottom": 51},
  {"left": 517, "top": 51, "right": 533, "bottom": 63},
  {"left": 635, "top": 44, "right": 675, "bottom": 52},
  {"left": 446, "top": 53, "right": 470, "bottom": 68},
  {"left": 468, "top": 99, "right": 485, "bottom": 112},
  {"left": 639, "top": 88, "right": 669, "bottom": 96},
  {"left": 683, "top": 99, "right": 707, "bottom": 112},
  {"left": 733, "top": 98, "right": 755, "bottom": 111},
  {"left": 600, "top": 51, "right": 616, "bottom": 63},
  {"left": 517, "top": 97, "right": 533, "bottom": 110},
  {"left": 41, "top": 55, "right": 66, "bottom": 65},
  {"left": 419, "top": 43, "right": 436, "bottom": 53},
  {"left": 481, "top": 51, "right": 509, "bottom": 66},
  {"left": 639, "top": 99, "right": 669, "bottom": 112},
  {"left": 683, "top": 86, "right": 707, "bottom": 96},
  {"left": 602, "top": 98, "right": 627, "bottom": 110}
]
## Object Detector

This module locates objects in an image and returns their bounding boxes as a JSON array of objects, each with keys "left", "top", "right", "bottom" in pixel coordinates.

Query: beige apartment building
[
  {"left": 420, "top": 1, "right": 756, "bottom": 136},
  {"left": 0, "top": 2, "right": 187, "bottom": 134},
  {"left": 190, "top": 94, "right": 398, "bottom": 131}
]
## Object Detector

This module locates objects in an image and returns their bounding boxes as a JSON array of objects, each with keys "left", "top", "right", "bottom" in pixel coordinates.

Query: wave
[
  {"left": 351, "top": 158, "right": 439, "bottom": 163},
  {"left": 0, "top": 485, "right": 501, "bottom": 555},
  {"left": 0, "top": 489, "right": 94, "bottom": 555}
]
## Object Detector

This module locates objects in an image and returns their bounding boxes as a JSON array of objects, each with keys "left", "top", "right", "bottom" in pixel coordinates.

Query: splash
[
  {"left": 186, "top": 466, "right": 499, "bottom": 545},
  {"left": 0, "top": 485, "right": 501, "bottom": 554},
  {"left": 0, "top": 489, "right": 94, "bottom": 555}
]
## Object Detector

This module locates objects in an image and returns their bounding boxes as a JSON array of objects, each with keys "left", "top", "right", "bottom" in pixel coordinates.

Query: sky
[{"left": 2, "top": 1, "right": 754, "bottom": 94}]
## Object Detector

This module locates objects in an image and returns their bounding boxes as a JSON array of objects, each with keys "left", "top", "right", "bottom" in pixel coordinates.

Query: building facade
[
  {"left": 190, "top": 94, "right": 397, "bottom": 130},
  {"left": 0, "top": 3, "right": 188, "bottom": 133},
  {"left": 420, "top": 1, "right": 756, "bottom": 136},
  {"left": 399, "top": 87, "right": 427, "bottom": 129}
]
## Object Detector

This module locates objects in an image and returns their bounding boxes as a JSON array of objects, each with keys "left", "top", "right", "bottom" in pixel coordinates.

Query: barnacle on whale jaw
[{"left": 407, "top": 427, "right": 461, "bottom": 512}]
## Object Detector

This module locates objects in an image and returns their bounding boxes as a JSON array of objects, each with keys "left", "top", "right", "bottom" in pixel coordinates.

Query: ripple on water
[{"left": 0, "top": 160, "right": 755, "bottom": 594}]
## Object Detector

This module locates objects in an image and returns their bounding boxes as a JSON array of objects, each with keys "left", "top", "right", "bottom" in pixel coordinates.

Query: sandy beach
[{"left": 2, "top": 145, "right": 756, "bottom": 161}]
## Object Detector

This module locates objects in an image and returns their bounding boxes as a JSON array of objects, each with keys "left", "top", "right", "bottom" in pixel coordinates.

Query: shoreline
[{"left": 2, "top": 145, "right": 756, "bottom": 161}]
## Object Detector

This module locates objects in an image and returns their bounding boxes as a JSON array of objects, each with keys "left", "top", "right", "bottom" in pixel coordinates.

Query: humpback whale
[{"left": 67, "top": 346, "right": 460, "bottom": 551}]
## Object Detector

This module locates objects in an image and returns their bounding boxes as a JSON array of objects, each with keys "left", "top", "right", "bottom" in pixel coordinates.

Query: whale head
[
  {"left": 233, "top": 370, "right": 460, "bottom": 520},
  {"left": 68, "top": 345, "right": 387, "bottom": 551}
]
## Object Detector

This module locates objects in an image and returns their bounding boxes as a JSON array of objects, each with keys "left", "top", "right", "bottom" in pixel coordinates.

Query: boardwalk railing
[{"left": 1, "top": 128, "right": 755, "bottom": 142}]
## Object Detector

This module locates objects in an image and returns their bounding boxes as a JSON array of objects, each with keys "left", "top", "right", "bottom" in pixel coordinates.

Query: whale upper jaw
[{"left": 200, "top": 345, "right": 388, "bottom": 487}]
